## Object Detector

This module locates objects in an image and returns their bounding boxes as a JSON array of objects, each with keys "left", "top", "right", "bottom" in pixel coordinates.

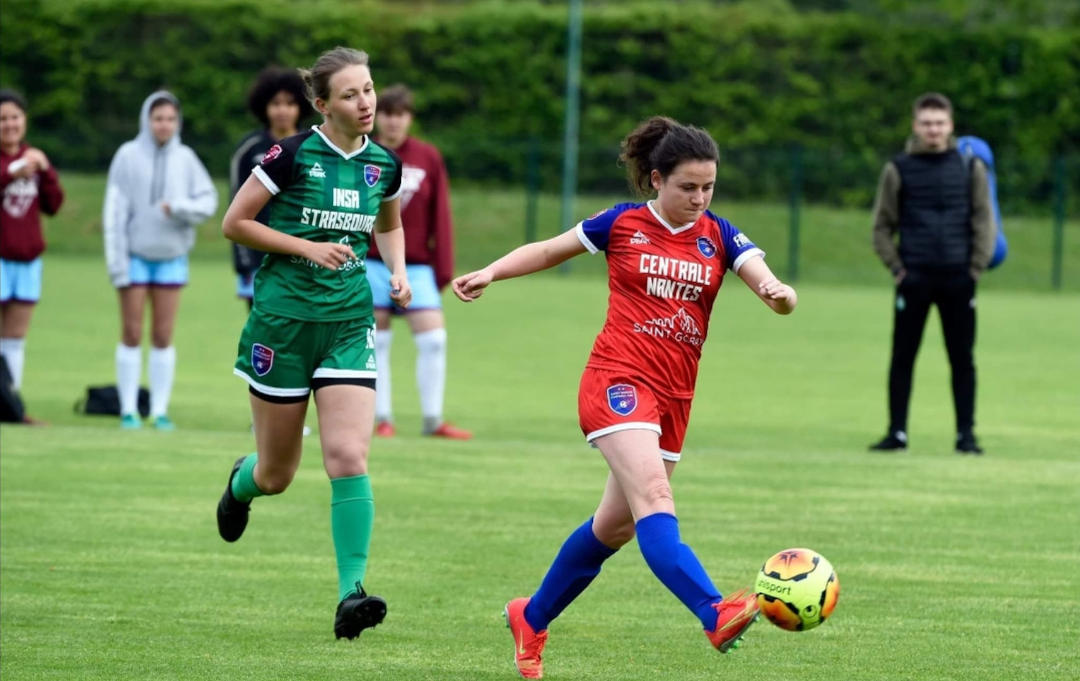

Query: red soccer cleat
[
  {"left": 428, "top": 422, "right": 472, "bottom": 440},
  {"left": 704, "top": 588, "right": 760, "bottom": 653},
  {"left": 374, "top": 420, "right": 396, "bottom": 438},
  {"left": 504, "top": 597, "right": 547, "bottom": 679}
]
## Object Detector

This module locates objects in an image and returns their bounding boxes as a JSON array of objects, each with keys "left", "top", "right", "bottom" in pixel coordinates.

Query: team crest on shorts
[
  {"left": 252, "top": 343, "right": 274, "bottom": 377},
  {"left": 607, "top": 384, "right": 638, "bottom": 416},
  {"left": 364, "top": 164, "right": 381, "bottom": 187},
  {"left": 697, "top": 236, "right": 717, "bottom": 258}
]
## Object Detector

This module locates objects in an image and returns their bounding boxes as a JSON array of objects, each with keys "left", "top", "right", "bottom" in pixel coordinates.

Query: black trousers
[{"left": 887, "top": 268, "right": 977, "bottom": 435}]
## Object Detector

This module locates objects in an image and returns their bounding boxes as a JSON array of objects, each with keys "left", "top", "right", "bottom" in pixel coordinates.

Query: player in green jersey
[{"left": 216, "top": 47, "right": 411, "bottom": 641}]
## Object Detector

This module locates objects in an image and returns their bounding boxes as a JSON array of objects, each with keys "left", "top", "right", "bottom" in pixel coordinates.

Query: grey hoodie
[{"left": 103, "top": 91, "right": 217, "bottom": 287}]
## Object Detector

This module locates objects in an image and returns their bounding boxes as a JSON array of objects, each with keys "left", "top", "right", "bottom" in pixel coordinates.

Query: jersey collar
[
  {"left": 312, "top": 125, "right": 370, "bottom": 160},
  {"left": 647, "top": 200, "right": 697, "bottom": 234}
]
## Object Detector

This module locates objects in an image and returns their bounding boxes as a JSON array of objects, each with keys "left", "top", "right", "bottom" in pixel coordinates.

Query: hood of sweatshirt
[{"left": 136, "top": 90, "right": 183, "bottom": 153}]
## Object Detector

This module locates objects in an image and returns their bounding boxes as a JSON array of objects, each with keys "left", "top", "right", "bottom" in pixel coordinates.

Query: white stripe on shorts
[{"left": 232, "top": 368, "right": 310, "bottom": 397}]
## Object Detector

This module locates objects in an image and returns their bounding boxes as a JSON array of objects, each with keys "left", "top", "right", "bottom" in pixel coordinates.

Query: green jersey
[{"left": 250, "top": 126, "right": 402, "bottom": 321}]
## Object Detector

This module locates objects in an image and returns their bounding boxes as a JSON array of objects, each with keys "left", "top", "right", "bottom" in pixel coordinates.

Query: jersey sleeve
[
  {"left": 251, "top": 136, "right": 300, "bottom": 196},
  {"left": 574, "top": 203, "right": 637, "bottom": 254},
  {"left": 381, "top": 157, "right": 403, "bottom": 202},
  {"left": 716, "top": 216, "right": 765, "bottom": 272}
]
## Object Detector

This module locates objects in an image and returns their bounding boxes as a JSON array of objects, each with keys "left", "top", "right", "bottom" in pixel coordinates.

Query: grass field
[{"left": 2, "top": 250, "right": 1078, "bottom": 680}]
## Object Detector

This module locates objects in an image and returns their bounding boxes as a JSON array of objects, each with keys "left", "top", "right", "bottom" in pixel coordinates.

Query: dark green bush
[{"left": 2, "top": 0, "right": 1076, "bottom": 209}]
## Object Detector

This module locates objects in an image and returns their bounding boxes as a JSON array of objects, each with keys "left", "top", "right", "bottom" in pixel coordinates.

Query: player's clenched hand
[
  {"left": 389, "top": 273, "right": 412, "bottom": 308},
  {"left": 452, "top": 269, "right": 493, "bottom": 302},
  {"left": 758, "top": 277, "right": 797, "bottom": 305},
  {"left": 303, "top": 241, "right": 356, "bottom": 270}
]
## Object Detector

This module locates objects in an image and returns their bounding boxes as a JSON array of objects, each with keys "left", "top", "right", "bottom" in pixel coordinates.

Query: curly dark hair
[{"left": 247, "top": 66, "right": 313, "bottom": 128}]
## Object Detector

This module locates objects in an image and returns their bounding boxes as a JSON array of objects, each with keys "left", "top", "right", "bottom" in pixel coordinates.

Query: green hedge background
[{"left": 2, "top": 0, "right": 1077, "bottom": 207}]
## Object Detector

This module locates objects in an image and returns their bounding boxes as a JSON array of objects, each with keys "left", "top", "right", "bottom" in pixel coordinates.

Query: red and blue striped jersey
[{"left": 575, "top": 201, "right": 764, "bottom": 398}]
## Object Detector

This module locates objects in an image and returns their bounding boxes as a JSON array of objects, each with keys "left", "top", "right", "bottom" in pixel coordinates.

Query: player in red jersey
[{"left": 453, "top": 116, "right": 796, "bottom": 678}]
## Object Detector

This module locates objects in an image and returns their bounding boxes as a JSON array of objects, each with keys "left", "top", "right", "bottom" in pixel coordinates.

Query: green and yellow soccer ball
[{"left": 754, "top": 548, "right": 839, "bottom": 631}]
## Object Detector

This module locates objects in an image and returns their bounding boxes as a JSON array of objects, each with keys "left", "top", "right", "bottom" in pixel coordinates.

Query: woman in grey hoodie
[{"left": 103, "top": 91, "right": 217, "bottom": 430}]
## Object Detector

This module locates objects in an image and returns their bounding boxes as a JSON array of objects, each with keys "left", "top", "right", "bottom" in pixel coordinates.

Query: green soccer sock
[
  {"left": 230, "top": 453, "right": 265, "bottom": 502},
  {"left": 330, "top": 474, "right": 375, "bottom": 602}
]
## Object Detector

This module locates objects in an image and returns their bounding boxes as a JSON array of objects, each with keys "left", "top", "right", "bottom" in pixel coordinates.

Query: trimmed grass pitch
[{"left": 2, "top": 253, "right": 1078, "bottom": 680}]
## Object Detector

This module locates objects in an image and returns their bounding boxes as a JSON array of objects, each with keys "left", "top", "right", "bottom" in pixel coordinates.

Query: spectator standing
[{"left": 869, "top": 92, "right": 995, "bottom": 455}]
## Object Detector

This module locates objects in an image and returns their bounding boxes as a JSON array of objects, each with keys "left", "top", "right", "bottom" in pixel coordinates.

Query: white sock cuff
[
  {"left": 413, "top": 328, "right": 447, "bottom": 351},
  {"left": 116, "top": 343, "right": 141, "bottom": 361},
  {"left": 149, "top": 345, "right": 176, "bottom": 361},
  {"left": 0, "top": 337, "right": 25, "bottom": 353}
]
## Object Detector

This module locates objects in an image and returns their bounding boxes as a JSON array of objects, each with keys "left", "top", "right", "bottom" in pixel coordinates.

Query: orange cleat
[
  {"left": 504, "top": 597, "right": 547, "bottom": 679},
  {"left": 374, "top": 420, "right": 396, "bottom": 437},
  {"left": 704, "top": 588, "right": 760, "bottom": 653},
  {"left": 428, "top": 422, "right": 472, "bottom": 440}
]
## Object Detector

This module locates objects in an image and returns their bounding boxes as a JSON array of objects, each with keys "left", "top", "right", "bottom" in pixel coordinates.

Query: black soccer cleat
[
  {"left": 955, "top": 433, "right": 984, "bottom": 455},
  {"left": 869, "top": 432, "right": 908, "bottom": 452},
  {"left": 334, "top": 584, "right": 387, "bottom": 640},
  {"left": 216, "top": 456, "right": 251, "bottom": 542}
]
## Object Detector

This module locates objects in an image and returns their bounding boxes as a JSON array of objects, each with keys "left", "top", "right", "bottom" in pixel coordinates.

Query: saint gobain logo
[
  {"left": 364, "top": 164, "right": 381, "bottom": 187},
  {"left": 697, "top": 236, "right": 717, "bottom": 258},
  {"left": 606, "top": 384, "right": 637, "bottom": 416},
  {"left": 252, "top": 343, "right": 274, "bottom": 377}
]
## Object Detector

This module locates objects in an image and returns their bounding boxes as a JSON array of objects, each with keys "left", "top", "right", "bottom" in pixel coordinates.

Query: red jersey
[
  {"left": 367, "top": 136, "right": 454, "bottom": 288},
  {"left": 576, "top": 202, "right": 764, "bottom": 399},
  {"left": 1, "top": 144, "right": 64, "bottom": 262}
]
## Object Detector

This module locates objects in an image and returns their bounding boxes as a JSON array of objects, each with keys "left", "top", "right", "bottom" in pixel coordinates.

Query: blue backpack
[{"left": 956, "top": 136, "right": 1007, "bottom": 269}]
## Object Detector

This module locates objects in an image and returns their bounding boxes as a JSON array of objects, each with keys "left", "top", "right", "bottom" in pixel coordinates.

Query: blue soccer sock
[
  {"left": 524, "top": 517, "right": 618, "bottom": 632},
  {"left": 635, "top": 512, "right": 722, "bottom": 630}
]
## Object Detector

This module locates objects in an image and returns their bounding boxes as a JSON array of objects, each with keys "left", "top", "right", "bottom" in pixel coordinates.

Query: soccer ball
[{"left": 754, "top": 548, "right": 839, "bottom": 631}]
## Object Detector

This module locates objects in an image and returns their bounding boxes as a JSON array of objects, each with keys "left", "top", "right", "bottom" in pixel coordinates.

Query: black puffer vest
[{"left": 894, "top": 150, "right": 971, "bottom": 269}]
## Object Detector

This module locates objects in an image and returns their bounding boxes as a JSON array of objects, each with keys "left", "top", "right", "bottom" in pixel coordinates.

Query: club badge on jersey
[
  {"left": 363, "top": 164, "right": 381, "bottom": 187},
  {"left": 697, "top": 236, "right": 717, "bottom": 258},
  {"left": 607, "top": 384, "right": 638, "bottom": 416}
]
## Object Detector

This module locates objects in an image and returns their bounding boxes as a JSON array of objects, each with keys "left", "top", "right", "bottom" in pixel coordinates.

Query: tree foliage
[{"left": 2, "top": 0, "right": 1076, "bottom": 206}]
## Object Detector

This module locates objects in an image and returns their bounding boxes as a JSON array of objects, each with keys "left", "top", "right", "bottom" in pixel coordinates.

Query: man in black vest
[{"left": 869, "top": 93, "right": 995, "bottom": 455}]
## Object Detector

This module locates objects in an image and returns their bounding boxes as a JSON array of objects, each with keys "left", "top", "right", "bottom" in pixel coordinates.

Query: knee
[
  {"left": 121, "top": 325, "right": 141, "bottom": 347},
  {"left": 255, "top": 467, "right": 295, "bottom": 495},
  {"left": 593, "top": 518, "right": 635, "bottom": 549},
  {"left": 323, "top": 440, "right": 370, "bottom": 477},
  {"left": 639, "top": 475, "right": 674, "bottom": 510}
]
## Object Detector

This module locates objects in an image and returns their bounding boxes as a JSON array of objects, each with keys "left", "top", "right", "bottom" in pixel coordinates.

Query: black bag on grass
[
  {"left": 0, "top": 356, "right": 26, "bottom": 423},
  {"left": 75, "top": 385, "right": 150, "bottom": 418}
]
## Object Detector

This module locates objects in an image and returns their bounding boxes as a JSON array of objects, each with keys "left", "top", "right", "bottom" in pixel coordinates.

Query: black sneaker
[
  {"left": 955, "top": 434, "right": 984, "bottom": 455},
  {"left": 334, "top": 584, "right": 387, "bottom": 640},
  {"left": 216, "top": 457, "right": 251, "bottom": 542},
  {"left": 869, "top": 432, "right": 908, "bottom": 452}
]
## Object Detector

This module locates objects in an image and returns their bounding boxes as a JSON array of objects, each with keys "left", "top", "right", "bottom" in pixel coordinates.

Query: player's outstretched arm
[
  {"left": 223, "top": 174, "right": 355, "bottom": 270},
  {"left": 452, "top": 228, "right": 586, "bottom": 302},
  {"left": 736, "top": 255, "right": 797, "bottom": 315}
]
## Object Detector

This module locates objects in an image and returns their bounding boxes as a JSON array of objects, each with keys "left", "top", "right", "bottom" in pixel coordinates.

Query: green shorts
[{"left": 233, "top": 309, "right": 376, "bottom": 402}]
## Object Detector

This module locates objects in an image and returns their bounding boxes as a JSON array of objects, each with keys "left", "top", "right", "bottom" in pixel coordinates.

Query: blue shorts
[
  {"left": 237, "top": 272, "right": 255, "bottom": 299},
  {"left": 0, "top": 257, "right": 43, "bottom": 303},
  {"left": 128, "top": 254, "right": 188, "bottom": 287},
  {"left": 366, "top": 260, "right": 442, "bottom": 312}
]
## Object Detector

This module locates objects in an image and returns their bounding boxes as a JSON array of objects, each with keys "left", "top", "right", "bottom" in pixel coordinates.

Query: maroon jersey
[
  {"left": 368, "top": 136, "right": 454, "bottom": 288},
  {"left": 576, "top": 202, "right": 764, "bottom": 399},
  {"left": 1, "top": 144, "right": 64, "bottom": 261}
]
